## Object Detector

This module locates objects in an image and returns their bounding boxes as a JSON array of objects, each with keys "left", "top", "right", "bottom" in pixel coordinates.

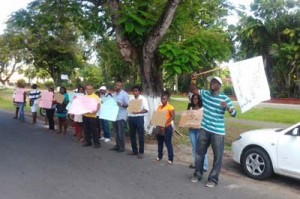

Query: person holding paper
[
  {"left": 82, "top": 85, "right": 101, "bottom": 149},
  {"left": 110, "top": 81, "right": 129, "bottom": 153},
  {"left": 188, "top": 94, "right": 208, "bottom": 170},
  {"left": 73, "top": 86, "right": 85, "bottom": 142},
  {"left": 155, "top": 91, "right": 175, "bottom": 165},
  {"left": 127, "top": 85, "right": 149, "bottom": 159},
  {"left": 98, "top": 86, "right": 112, "bottom": 142},
  {"left": 28, "top": 84, "right": 41, "bottom": 124},
  {"left": 191, "top": 76, "right": 236, "bottom": 188},
  {"left": 45, "top": 87, "right": 56, "bottom": 131},
  {"left": 56, "top": 86, "right": 69, "bottom": 134}
]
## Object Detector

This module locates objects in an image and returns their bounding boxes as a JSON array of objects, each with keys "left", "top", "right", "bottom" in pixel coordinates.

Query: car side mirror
[{"left": 292, "top": 128, "right": 299, "bottom": 136}]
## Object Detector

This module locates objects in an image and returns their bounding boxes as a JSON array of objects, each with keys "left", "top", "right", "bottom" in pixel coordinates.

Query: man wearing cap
[
  {"left": 98, "top": 86, "right": 112, "bottom": 142},
  {"left": 191, "top": 76, "right": 236, "bottom": 188}
]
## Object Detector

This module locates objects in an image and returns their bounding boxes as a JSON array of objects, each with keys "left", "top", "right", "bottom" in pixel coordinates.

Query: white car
[{"left": 232, "top": 122, "right": 300, "bottom": 180}]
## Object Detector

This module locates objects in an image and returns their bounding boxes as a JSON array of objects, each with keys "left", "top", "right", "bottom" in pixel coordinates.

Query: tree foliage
[{"left": 235, "top": 0, "right": 300, "bottom": 97}]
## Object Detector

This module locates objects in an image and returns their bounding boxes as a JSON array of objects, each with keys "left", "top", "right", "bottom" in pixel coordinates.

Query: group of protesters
[{"left": 12, "top": 76, "right": 236, "bottom": 188}]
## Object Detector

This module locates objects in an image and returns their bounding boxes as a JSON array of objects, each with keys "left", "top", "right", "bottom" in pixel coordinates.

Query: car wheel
[
  {"left": 241, "top": 147, "right": 273, "bottom": 180},
  {"left": 39, "top": 108, "right": 46, "bottom": 117}
]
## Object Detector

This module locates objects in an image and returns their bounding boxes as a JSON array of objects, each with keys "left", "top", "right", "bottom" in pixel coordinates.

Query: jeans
[
  {"left": 157, "top": 125, "right": 173, "bottom": 161},
  {"left": 18, "top": 102, "right": 25, "bottom": 122},
  {"left": 83, "top": 116, "right": 100, "bottom": 145},
  {"left": 100, "top": 119, "right": 110, "bottom": 139},
  {"left": 128, "top": 116, "right": 144, "bottom": 154},
  {"left": 189, "top": 128, "right": 208, "bottom": 170},
  {"left": 113, "top": 120, "right": 126, "bottom": 150},
  {"left": 194, "top": 128, "right": 224, "bottom": 184}
]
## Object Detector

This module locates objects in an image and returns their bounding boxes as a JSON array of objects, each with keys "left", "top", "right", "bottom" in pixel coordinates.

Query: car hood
[{"left": 240, "top": 128, "right": 283, "bottom": 140}]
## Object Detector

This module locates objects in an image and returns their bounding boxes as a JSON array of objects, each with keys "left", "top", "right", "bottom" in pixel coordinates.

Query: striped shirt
[
  {"left": 28, "top": 89, "right": 41, "bottom": 100},
  {"left": 200, "top": 90, "right": 236, "bottom": 135}
]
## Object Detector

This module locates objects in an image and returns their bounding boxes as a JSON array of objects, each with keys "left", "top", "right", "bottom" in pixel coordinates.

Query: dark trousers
[
  {"left": 83, "top": 116, "right": 100, "bottom": 145},
  {"left": 46, "top": 109, "right": 55, "bottom": 130},
  {"left": 194, "top": 128, "right": 225, "bottom": 184},
  {"left": 156, "top": 125, "right": 173, "bottom": 161},
  {"left": 128, "top": 116, "right": 144, "bottom": 154},
  {"left": 113, "top": 120, "right": 126, "bottom": 150}
]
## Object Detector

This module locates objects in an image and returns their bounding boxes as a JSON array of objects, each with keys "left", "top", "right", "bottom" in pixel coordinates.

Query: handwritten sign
[
  {"left": 228, "top": 56, "right": 270, "bottom": 113},
  {"left": 151, "top": 111, "right": 167, "bottom": 127},
  {"left": 68, "top": 96, "right": 98, "bottom": 115},
  {"left": 54, "top": 93, "right": 64, "bottom": 104},
  {"left": 14, "top": 88, "right": 25, "bottom": 102},
  {"left": 127, "top": 99, "right": 142, "bottom": 113},
  {"left": 39, "top": 91, "right": 54, "bottom": 109},
  {"left": 99, "top": 98, "right": 119, "bottom": 121},
  {"left": 178, "top": 110, "right": 203, "bottom": 128}
]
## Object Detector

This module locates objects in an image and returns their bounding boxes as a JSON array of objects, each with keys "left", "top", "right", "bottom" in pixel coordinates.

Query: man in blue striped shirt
[{"left": 191, "top": 76, "right": 236, "bottom": 188}]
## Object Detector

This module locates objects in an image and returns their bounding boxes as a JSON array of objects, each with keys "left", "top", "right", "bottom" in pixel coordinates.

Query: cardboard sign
[
  {"left": 127, "top": 99, "right": 142, "bottom": 113},
  {"left": 178, "top": 110, "right": 203, "bottom": 128},
  {"left": 151, "top": 111, "right": 167, "bottom": 127},
  {"left": 54, "top": 93, "right": 64, "bottom": 104}
]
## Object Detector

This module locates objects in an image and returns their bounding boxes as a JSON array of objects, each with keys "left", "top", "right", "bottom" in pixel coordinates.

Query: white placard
[{"left": 228, "top": 56, "right": 270, "bottom": 113}]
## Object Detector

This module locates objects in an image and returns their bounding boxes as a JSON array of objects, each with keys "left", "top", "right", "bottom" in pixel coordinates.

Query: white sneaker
[
  {"left": 100, "top": 137, "right": 105, "bottom": 141},
  {"left": 104, "top": 138, "right": 111, "bottom": 142}
]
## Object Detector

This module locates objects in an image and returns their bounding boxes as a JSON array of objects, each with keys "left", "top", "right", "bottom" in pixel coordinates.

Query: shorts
[{"left": 30, "top": 100, "right": 38, "bottom": 112}]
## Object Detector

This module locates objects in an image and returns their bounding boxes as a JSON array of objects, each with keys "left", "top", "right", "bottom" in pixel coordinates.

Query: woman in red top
[{"left": 156, "top": 91, "right": 175, "bottom": 165}]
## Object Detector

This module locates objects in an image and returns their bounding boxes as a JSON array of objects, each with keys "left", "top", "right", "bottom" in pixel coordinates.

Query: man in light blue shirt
[
  {"left": 191, "top": 76, "right": 236, "bottom": 188},
  {"left": 110, "top": 81, "right": 129, "bottom": 153}
]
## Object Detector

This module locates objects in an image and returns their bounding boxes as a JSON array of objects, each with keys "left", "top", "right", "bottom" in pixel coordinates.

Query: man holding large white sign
[{"left": 228, "top": 56, "right": 270, "bottom": 113}]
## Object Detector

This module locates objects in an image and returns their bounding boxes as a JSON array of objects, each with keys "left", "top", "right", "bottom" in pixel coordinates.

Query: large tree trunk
[
  {"left": 142, "top": 0, "right": 181, "bottom": 96},
  {"left": 109, "top": 0, "right": 181, "bottom": 134}
]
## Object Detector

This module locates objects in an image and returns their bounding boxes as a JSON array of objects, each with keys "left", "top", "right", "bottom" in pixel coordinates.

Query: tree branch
[{"left": 144, "top": 0, "right": 181, "bottom": 54}]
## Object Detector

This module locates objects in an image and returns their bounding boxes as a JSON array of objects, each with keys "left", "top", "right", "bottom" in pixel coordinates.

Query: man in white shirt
[{"left": 127, "top": 85, "right": 149, "bottom": 158}]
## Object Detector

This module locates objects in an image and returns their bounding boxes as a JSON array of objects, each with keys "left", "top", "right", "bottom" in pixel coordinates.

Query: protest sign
[
  {"left": 54, "top": 93, "right": 64, "bottom": 104},
  {"left": 39, "top": 91, "right": 54, "bottom": 109},
  {"left": 99, "top": 98, "right": 119, "bottom": 121},
  {"left": 228, "top": 56, "right": 270, "bottom": 113},
  {"left": 127, "top": 99, "right": 142, "bottom": 113},
  {"left": 14, "top": 88, "right": 25, "bottom": 102},
  {"left": 178, "top": 110, "right": 203, "bottom": 128},
  {"left": 68, "top": 96, "right": 98, "bottom": 115},
  {"left": 151, "top": 111, "right": 167, "bottom": 127}
]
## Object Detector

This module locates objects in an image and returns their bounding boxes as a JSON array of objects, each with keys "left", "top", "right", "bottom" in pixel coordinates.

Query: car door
[{"left": 277, "top": 126, "right": 300, "bottom": 178}]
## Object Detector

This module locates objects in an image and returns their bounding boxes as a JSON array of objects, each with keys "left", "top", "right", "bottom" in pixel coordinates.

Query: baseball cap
[
  {"left": 207, "top": 76, "right": 223, "bottom": 85},
  {"left": 98, "top": 86, "right": 107, "bottom": 91}
]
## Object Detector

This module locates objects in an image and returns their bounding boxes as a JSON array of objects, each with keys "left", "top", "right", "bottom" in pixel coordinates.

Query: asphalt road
[{"left": 0, "top": 110, "right": 299, "bottom": 199}]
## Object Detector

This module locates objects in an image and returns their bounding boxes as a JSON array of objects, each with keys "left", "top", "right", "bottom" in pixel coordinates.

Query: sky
[
  {"left": 0, "top": 0, "right": 253, "bottom": 34},
  {"left": 0, "top": 0, "right": 33, "bottom": 34}
]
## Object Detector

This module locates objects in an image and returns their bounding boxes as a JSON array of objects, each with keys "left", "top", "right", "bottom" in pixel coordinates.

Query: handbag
[{"left": 153, "top": 126, "right": 165, "bottom": 136}]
